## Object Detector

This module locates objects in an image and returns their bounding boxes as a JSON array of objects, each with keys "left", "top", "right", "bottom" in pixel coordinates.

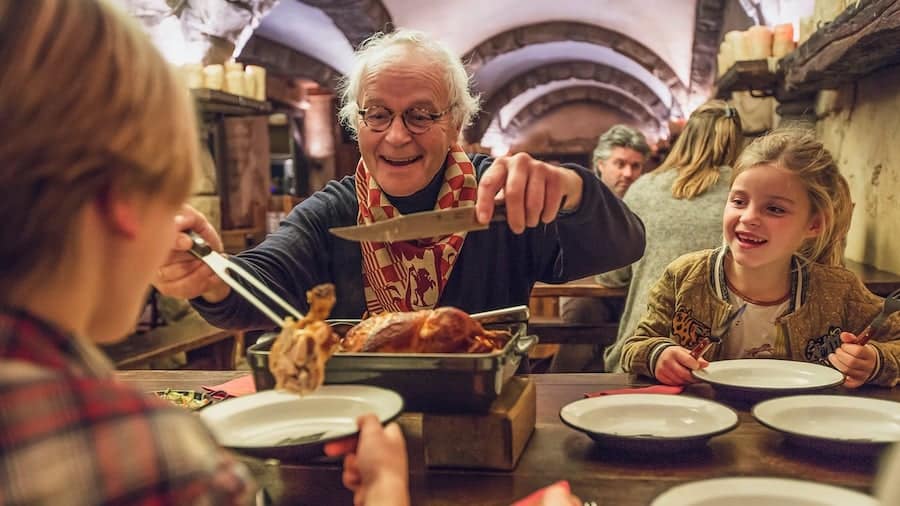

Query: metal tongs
[
  {"left": 187, "top": 231, "right": 303, "bottom": 328},
  {"left": 689, "top": 304, "right": 748, "bottom": 360},
  {"left": 857, "top": 288, "right": 900, "bottom": 345}
]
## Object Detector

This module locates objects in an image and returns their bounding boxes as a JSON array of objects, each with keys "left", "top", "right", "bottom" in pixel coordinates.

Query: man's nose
[{"left": 383, "top": 114, "right": 412, "bottom": 144}]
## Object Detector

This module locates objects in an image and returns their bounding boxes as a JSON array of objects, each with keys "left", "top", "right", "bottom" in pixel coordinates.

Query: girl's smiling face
[{"left": 723, "top": 163, "right": 823, "bottom": 270}]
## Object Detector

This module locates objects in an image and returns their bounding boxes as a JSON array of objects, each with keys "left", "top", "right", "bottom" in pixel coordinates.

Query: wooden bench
[{"left": 101, "top": 312, "right": 239, "bottom": 370}]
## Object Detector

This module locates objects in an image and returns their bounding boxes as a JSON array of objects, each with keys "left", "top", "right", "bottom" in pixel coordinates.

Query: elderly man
[
  {"left": 156, "top": 29, "right": 644, "bottom": 323},
  {"left": 592, "top": 124, "right": 650, "bottom": 198}
]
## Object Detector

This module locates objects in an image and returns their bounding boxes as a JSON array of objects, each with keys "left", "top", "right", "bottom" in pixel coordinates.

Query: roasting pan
[{"left": 247, "top": 307, "right": 537, "bottom": 413}]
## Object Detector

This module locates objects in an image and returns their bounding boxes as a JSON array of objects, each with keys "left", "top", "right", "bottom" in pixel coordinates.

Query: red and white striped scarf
[{"left": 355, "top": 145, "right": 477, "bottom": 314}]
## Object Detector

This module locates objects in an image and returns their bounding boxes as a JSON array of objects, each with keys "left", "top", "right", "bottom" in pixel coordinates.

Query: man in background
[
  {"left": 550, "top": 125, "right": 649, "bottom": 371},
  {"left": 592, "top": 125, "right": 649, "bottom": 198}
]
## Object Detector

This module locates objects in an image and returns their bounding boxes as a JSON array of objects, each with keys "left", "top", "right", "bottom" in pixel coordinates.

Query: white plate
[
  {"left": 651, "top": 477, "right": 878, "bottom": 506},
  {"left": 200, "top": 385, "right": 403, "bottom": 460},
  {"left": 559, "top": 394, "right": 738, "bottom": 452},
  {"left": 753, "top": 395, "right": 900, "bottom": 454},
  {"left": 692, "top": 359, "right": 844, "bottom": 393}
]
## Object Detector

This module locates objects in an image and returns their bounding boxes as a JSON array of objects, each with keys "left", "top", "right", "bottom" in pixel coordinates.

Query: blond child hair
[
  {"left": 732, "top": 129, "right": 852, "bottom": 267},
  {"left": 661, "top": 99, "right": 743, "bottom": 200},
  {"left": 0, "top": 0, "right": 198, "bottom": 295}
]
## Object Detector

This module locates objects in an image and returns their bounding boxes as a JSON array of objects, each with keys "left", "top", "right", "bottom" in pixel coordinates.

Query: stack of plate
[{"left": 559, "top": 394, "right": 738, "bottom": 452}]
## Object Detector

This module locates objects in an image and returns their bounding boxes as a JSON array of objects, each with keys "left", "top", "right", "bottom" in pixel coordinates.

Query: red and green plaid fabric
[{"left": 0, "top": 310, "right": 254, "bottom": 505}]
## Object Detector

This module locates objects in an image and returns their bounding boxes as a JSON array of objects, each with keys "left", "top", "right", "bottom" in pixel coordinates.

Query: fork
[
  {"left": 857, "top": 288, "right": 900, "bottom": 345},
  {"left": 187, "top": 231, "right": 303, "bottom": 328},
  {"left": 689, "top": 304, "right": 748, "bottom": 360}
]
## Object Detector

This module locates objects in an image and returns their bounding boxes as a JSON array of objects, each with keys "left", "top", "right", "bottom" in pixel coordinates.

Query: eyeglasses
[{"left": 357, "top": 104, "right": 454, "bottom": 134}]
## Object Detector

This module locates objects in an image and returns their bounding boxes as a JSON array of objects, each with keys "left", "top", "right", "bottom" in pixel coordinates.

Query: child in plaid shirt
[{"left": 0, "top": 1, "right": 258, "bottom": 504}]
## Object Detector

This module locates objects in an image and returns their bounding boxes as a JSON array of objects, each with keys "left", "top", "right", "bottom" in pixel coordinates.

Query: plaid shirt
[{"left": 0, "top": 309, "right": 255, "bottom": 505}]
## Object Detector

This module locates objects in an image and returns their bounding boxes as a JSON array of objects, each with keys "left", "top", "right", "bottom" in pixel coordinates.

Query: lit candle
[{"left": 747, "top": 25, "right": 773, "bottom": 60}]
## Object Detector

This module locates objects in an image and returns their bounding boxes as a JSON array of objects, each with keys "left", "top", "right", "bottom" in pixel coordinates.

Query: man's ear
[{"left": 96, "top": 185, "right": 140, "bottom": 239}]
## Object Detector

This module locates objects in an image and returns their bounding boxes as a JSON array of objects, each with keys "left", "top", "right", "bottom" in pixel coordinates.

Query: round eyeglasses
[{"left": 357, "top": 104, "right": 454, "bottom": 135}]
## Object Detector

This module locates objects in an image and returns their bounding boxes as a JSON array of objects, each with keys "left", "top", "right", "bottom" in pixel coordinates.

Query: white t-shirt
[{"left": 720, "top": 291, "right": 789, "bottom": 359}]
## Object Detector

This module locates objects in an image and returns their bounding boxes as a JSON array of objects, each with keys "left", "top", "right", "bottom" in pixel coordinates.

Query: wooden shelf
[
  {"left": 714, "top": 59, "right": 780, "bottom": 99},
  {"left": 780, "top": 0, "right": 900, "bottom": 94},
  {"left": 192, "top": 88, "right": 272, "bottom": 116}
]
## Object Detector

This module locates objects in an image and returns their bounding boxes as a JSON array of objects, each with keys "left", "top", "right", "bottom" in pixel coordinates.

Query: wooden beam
[{"left": 780, "top": 0, "right": 900, "bottom": 93}]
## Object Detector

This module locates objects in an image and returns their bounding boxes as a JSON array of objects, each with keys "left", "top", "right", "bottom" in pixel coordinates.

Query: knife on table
[{"left": 329, "top": 204, "right": 507, "bottom": 242}]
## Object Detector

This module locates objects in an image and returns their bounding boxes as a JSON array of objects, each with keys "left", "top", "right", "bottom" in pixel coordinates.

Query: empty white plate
[
  {"left": 693, "top": 359, "right": 844, "bottom": 394},
  {"left": 559, "top": 394, "right": 738, "bottom": 452},
  {"left": 200, "top": 385, "right": 403, "bottom": 460},
  {"left": 651, "top": 477, "right": 878, "bottom": 506},
  {"left": 753, "top": 395, "right": 900, "bottom": 455}
]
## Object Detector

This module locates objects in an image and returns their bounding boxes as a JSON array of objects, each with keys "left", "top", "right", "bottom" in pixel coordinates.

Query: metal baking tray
[{"left": 247, "top": 308, "right": 536, "bottom": 413}]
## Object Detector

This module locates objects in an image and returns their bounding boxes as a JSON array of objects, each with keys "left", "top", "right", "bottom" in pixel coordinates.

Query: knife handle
[
  {"left": 856, "top": 325, "right": 877, "bottom": 346},
  {"left": 489, "top": 204, "right": 507, "bottom": 223},
  {"left": 486, "top": 196, "right": 566, "bottom": 224}
]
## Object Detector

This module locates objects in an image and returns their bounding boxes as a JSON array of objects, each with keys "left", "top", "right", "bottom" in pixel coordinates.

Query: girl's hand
[
  {"left": 654, "top": 346, "right": 708, "bottom": 385},
  {"left": 829, "top": 331, "right": 878, "bottom": 388}
]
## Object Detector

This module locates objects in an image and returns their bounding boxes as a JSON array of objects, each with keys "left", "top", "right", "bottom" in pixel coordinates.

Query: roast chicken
[
  {"left": 268, "top": 284, "right": 340, "bottom": 395},
  {"left": 340, "top": 306, "right": 510, "bottom": 353}
]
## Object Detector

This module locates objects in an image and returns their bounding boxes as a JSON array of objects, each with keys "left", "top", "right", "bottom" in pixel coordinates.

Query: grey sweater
[{"left": 563, "top": 167, "right": 732, "bottom": 372}]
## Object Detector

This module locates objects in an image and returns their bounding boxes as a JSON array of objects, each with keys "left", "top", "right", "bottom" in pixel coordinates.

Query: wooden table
[
  {"left": 847, "top": 260, "right": 900, "bottom": 296},
  {"left": 118, "top": 370, "right": 895, "bottom": 505},
  {"left": 102, "top": 312, "right": 238, "bottom": 369}
]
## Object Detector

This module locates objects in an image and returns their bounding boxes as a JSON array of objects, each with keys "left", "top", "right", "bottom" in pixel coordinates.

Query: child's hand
[
  {"left": 829, "top": 331, "right": 878, "bottom": 388},
  {"left": 535, "top": 482, "right": 582, "bottom": 506},
  {"left": 323, "top": 414, "right": 409, "bottom": 506},
  {"left": 654, "top": 346, "right": 709, "bottom": 385}
]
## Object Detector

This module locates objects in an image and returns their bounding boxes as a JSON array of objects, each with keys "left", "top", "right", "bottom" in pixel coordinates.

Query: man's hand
[
  {"left": 153, "top": 204, "right": 230, "bottom": 303},
  {"left": 654, "top": 346, "right": 708, "bottom": 385},
  {"left": 476, "top": 152, "right": 583, "bottom": 234},
  {"left": 830, "top": 331, "right": 878, "bottom": 388}
]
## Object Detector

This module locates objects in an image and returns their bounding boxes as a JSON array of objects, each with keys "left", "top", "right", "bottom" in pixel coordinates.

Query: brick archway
[
  {"left": 466, "top": 60, "right": 671, "bottom": 143},
  {"left": 503, "top": 86, "right": 662, "bottom": 139},
  {"left": 464, "top": 21, "right": 688, "bottom": 108}
]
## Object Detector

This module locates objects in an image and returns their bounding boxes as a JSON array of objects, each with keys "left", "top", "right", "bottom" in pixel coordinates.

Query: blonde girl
[{"left": 621, "top": 129, "right": 900, "bottom": 388}]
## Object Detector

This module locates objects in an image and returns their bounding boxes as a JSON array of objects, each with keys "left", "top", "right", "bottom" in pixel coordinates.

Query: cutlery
[
  {"left": 329, "top": 204, "right": 507, "bottom": 242},
  {"left": 689, "top": 304, "right": 747, "bottom": 360},
  {"left": 857, "top": 288, "right": 900, "bottom": 345},
  {"left": 187, "top": 231, "right": 303, "bottom": 328}
]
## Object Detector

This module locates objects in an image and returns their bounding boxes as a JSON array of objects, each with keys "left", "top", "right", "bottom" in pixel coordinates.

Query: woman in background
[{"left": 600, "top": 100, "right": 742, "bottom": 372}]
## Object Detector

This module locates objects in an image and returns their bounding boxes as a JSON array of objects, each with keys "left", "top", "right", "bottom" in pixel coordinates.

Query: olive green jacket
[{"left": 621, "top": 247, "right": 900, "bottom": 387}]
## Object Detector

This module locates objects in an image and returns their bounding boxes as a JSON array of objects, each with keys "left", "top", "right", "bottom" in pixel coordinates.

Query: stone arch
[
  {"left": 464, "top": 21, "right": 688, "bottom": 108},
  {"left": 238, "top": 35, "right": 343, "bottom": 89},
  {"left": 467, "top": 60, "right": 670, "bottom": 143},
  {"left": 504, "top": 86, "right": 662, "bottom": 139},
  {"left": 300, "top": 0, "right": 393, "bottom": 48}
]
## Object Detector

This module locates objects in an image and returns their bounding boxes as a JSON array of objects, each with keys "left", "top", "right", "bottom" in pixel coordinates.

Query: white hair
[{"left": 337, "top": 28, "right": 480, "bottom": 138}]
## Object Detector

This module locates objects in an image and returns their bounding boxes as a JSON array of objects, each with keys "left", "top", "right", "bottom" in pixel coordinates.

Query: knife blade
[{"left": 329, "top": 205, "right": 507, "bottom": 242}]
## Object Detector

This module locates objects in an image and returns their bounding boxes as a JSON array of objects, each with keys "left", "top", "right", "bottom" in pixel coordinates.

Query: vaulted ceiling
[{"left": 237, "top": 0, "right": 730, "bottom": 148}]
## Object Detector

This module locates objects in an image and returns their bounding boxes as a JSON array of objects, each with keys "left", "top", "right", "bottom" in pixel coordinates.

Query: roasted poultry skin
[
  {"left": 340, "top": 306, "right": 510, "bottom": 353},
  {"left": 268, "top": 284, "right": 339, "bottom": 394}
]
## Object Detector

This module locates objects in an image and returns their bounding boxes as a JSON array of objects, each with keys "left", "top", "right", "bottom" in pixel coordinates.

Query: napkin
[
  {"left": 511, "top": 480, "right": 571, "bottom": 506},
  {"left": 202, "top": 374, "right": 256, "bottom": 399},
  {"left": 584, "top": 384, "right": 683, "bottom": 398}
]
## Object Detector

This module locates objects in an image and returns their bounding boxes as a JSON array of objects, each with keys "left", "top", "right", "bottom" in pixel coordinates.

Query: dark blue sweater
[{"left": 193, "top": 155, "right": 645, "bottom": 328}]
